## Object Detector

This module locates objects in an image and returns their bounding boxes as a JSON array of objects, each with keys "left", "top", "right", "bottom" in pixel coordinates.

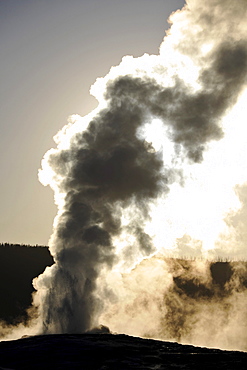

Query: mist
[
  {"left": 1, "top": 0, "right": 247, "bottom": 351},
  {"left": 99, "top": 256, "right": 247, "bottom": 351}
]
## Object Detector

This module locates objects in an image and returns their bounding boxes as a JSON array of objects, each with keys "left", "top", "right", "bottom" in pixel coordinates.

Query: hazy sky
[{"left": 0, "top": 0, "right": 185, "bottom": 245}]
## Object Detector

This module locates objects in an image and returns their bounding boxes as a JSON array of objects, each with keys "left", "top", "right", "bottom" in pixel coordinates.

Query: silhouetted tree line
[
  {"left": 1, "top": 243, "right": 247, "bottom": 328},
  {"left": 0, "top": 243, "right": 53, "bottom": 325}
]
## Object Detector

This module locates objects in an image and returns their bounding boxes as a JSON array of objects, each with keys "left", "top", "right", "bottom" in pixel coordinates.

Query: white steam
[
  {"left": 3, "top": 0, "right": 247, "bottom": 350},
  {"left": 35, "top": 0, "right": 247, "bottom": 338}
]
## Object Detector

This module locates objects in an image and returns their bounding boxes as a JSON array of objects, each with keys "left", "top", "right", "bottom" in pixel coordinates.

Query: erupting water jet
[{"left": 30, "top": 0, "right": 247, "bottom": 350}]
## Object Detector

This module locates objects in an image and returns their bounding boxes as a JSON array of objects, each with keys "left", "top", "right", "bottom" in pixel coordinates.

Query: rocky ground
[{"left": 0, "top": 333, "right": 247, "bottom": 369}]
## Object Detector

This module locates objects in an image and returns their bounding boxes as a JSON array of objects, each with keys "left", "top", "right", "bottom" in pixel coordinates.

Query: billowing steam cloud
[{"left": 31, "top": 0, "right": 247, "bottom": 345}]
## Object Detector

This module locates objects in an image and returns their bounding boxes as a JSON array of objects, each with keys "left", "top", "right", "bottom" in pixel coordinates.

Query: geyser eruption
[{"left": 34, "top": 0, "right": 247, "bottom": 339}]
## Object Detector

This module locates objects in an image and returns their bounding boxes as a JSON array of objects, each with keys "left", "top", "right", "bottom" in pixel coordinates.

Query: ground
[{"left": 0, "top": 333, "right": 247, "bottom": 369}]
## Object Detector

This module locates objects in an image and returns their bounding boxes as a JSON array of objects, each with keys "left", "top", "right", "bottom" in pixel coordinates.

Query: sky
[
  {"left": 2, "top": 0, "right": 247, "bottom": 348},
  {"left": 0, "top": 0, "right": 185, "bottom": 245}
]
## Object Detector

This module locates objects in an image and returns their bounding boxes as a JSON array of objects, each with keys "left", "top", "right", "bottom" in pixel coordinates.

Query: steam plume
[{"left": 34, "top": 0, "right": 247, "bottom": 338}]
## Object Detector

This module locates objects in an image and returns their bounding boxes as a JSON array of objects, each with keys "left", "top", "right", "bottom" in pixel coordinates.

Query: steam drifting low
[{"left": 32, "top": 0, "right": 247, "bottom": 348}]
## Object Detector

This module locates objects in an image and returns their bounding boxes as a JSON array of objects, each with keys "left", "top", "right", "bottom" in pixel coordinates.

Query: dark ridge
[
  {"left": 1, "top": 245, "right": 247, "bottom": 336},
  {"left": 0, "top": 243, "right": 54, "bottom": 324},
  {"left": 210, "top": 262, "right": 233, "bottom": 287},
  {"left": 0, "top": 333, "right": 246, "bottom": 369},
  {"left": 173, "top": 276, "right": 213, "bottom": 298}
]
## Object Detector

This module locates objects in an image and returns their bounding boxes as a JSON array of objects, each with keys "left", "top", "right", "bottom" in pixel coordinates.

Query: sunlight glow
[{"left": 142, "top": 88, "right": 247, "bottom": 255}]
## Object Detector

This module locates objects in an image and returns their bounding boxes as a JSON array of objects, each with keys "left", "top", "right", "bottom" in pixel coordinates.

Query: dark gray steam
[
  {"left": 107, "top": 40, "right": 247, "bottom": 162},
  {"left": 34, "top": 0, "right": 247, "bottom": 335}
]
